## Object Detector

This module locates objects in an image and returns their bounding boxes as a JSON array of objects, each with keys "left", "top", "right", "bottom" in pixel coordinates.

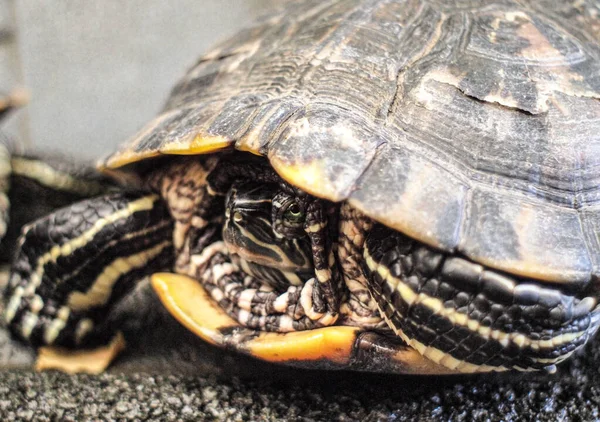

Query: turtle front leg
[
  {"left": 194, "top": 242, "right": 338, "bottom": 331},
  {"left": 3, "top": 192, "right": 174, "bottom": 350}
]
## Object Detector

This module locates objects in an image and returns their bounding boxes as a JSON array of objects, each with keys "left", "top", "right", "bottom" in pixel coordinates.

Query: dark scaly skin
[
  {"left": 3, "top": 192, "right": 174, "bottom": 347},
  {"left": 363, "top": 224, "right": 598, "bottom": 371}
]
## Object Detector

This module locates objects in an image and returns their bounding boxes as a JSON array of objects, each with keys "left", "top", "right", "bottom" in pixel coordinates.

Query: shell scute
[
  {"left": 269, "top": 104, "right": 382, "bottom": 202},
  {"left": 349, "top": 143, "right": 468, "bottom": 252}
]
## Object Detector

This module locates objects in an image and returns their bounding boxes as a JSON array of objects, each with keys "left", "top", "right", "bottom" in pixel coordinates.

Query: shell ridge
[{"left": 384, "top": 3, "right": 445, "bottom": 122}]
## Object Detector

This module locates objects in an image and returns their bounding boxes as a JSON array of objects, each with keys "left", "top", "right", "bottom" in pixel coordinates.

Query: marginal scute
[
  {"left": 461, "top": 186, "right": 592, "bottom": 284},
  {"left": 269, "top": 105, "right": 382, "bottom": 202},
  {"left": 349, "top": 144, "right": 468, "bottom": 252}
]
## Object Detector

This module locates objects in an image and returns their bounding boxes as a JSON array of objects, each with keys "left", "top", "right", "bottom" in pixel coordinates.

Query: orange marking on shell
[
  {"left": 100, "top": 149, "right": 161, "bottom": 171},
  {"left": 160, "top": 134, "right": 232, "bottom": 155},
  {"left": 269, "top": 156, "right": 342, "bottom": 201},
  {"left": 151, "top": 272, "right": 238, "bottom": 346},
  {"left": 245, "top": 327, "right": 359, "bottom": 364},
  {"left": 236, "top": 141, "right": 263, "bottom": 156},
  {"left": 151, "top": 272, "right": 359, "bottom": 364},
  {"left": 99, "top": 133, "right": 232, "bottom": 175}
]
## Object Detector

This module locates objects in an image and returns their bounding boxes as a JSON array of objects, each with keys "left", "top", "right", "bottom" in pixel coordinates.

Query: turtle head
[{"left": 222, "top": 181, "right": 314, "bottom": 289}]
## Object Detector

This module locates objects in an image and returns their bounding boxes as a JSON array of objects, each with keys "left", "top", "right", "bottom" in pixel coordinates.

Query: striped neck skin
[{"left": 222, "top": 181, "right": 314, "bottom": 291}]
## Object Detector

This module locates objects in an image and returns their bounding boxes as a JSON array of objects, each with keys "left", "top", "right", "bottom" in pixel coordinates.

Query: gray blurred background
[{"left": 0, "top": 0, "right": 278, "bottom": 160}]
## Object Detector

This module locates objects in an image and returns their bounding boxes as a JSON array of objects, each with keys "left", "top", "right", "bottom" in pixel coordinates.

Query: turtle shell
[{"left": 101, "top": 0, "right": 600, "bottom": 286}]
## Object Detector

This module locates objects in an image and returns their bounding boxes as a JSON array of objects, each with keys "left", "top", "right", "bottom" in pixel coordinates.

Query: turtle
[{"left": 2, "top": 0, "right": 600, "bottom": 375}]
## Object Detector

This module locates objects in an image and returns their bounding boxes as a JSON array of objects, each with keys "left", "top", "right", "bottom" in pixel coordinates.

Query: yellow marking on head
[
  {"left": 226, "top": 221, "right": 312, "bottom": 270},
  {"left": 282, "top": 270, "right": 302, "bottom": 286}
]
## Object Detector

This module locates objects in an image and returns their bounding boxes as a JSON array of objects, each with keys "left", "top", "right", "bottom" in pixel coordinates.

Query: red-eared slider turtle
[{"left": 3, "top": 0, "right": 600, "bottom": 374}]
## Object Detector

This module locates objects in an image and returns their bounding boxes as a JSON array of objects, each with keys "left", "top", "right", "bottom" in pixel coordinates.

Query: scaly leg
[
  {"left": 362, "top": 223, "right": 600, "bottom": 373},
  {"left": 194, "top": 241, "right": 337, "bottom": 331},
  {"left": 3, "top": 192, "right": 174, "bottom": 349}
]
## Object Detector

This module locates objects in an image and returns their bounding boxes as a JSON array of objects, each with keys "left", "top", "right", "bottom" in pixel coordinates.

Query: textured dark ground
[{"left": 0, "top": 282, "right": 599, "bottom": 421}]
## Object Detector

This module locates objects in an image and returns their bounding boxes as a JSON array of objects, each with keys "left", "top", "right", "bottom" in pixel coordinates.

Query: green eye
[{"left": 284, "top": 203, "right": 304, "bottom": 223}]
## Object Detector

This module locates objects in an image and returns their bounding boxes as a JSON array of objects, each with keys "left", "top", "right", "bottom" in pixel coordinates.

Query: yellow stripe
[
  {"left": 67, "top": 240, "right": 171, "bottom": 311},
  {"left": 373, "top": 293, "right": 510, "bottom": 373},
  {"left": 56, "top": 219, "right": 172, "bottom": 292},
  {"left": 25, "top": 195, "right": 160, "bottom": 296},
  {"left": 4, "top": 286, "right": 24, "bottom": 323},
  {"left": 75, "top": 319, "right": 94, "bottom": 344},
  {"left": 365, "top": 248, "right": 584, "bottom": 371},
  {"left": 230, "top": 217, "right": 312, "bottom": 270},
  {"left": 44, "top": 305, "right": 71, "bottom": 344},
  {"left": 11, "top": 157, "right": 108, "bottom": 196},
  {"left": 366, "top": 248, "right": 584, "bottom": 351}
]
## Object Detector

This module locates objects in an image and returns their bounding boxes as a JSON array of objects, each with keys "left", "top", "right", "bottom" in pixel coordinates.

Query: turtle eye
[
  {"left": 272, "top": 192, "right": 306, "bottom": 238},
  {"left": 284, "top": 202, "right": 304, "bottom": 224}
]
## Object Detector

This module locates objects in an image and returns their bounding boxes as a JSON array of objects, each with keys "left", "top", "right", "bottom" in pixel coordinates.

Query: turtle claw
[{"left": 35, "top": 332, "right": 126, "bottom": 374}]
